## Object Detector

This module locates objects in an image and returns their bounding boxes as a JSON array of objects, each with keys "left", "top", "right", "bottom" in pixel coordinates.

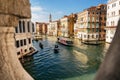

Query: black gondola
[
  {"left": 54, "top": 45, "right": 59, "bottom": 53},
  {"left": 39, "top": 42, "right": 43, "bottom": 49}
]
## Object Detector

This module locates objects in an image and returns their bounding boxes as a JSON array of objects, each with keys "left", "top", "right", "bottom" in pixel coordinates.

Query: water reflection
[
  {"left": 73, "top": 50, "right": 88, "bottom": 64},
  {"left": 22, "top": 37, "right": 109, "bottom": 80}
]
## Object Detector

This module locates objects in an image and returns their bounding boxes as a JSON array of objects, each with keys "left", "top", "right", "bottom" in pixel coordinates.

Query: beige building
[
  {"left": 75, "top": 4, "right": 106, "bottom": 44},
  {"left": 60, "top": 14, "right": 76, "bottom": 38},
  {"left": 15, "top": 19, "right": 35, "bottom": 58},
  {"left": 60, "top": 16, "right": 69, "bottom": 37},
  {"left": 47, "top": 20, "right": 59, "bottom": 36}
]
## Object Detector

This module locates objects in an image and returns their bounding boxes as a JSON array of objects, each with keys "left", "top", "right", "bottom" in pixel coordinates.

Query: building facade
[
  {"left": 15, "top": 19, "right": 35, "bottom": 58},
  {"left": 60, "top": 16, "right": 69, "bottom": 37},
  {"left": 36, "top": 22, "right": 48, "bottom": 35},
  {"left": 75, "top": 4, "right": 106, "bottom": 43},
  {"left": 106, "top": 0, "right": 120, "bottom": 43},
  {"left": 47, "top": 21, "right": 59, "bottom": 36},
  {"left": 60, "top": 14, "right": 76, "bottom": 38}
]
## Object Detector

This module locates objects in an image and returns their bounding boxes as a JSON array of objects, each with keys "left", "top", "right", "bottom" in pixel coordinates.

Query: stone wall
[{"left": 0, "top": 0, "right": 33, "bottom": 80}]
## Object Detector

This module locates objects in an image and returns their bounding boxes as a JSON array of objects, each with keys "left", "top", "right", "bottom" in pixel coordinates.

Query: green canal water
[{"left": 22, "top": 37, "right": 109, "bottom": 80}]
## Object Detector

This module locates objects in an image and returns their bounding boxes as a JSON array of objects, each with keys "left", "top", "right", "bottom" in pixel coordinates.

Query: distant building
[
  {"left": 15, "top": 19, "right": 35, "bottom": 58},
  {"left": 106, "top": 0, "right": 120, "bottom": 43},
  {"left": 36, "top": 22, "right": 48, "bottom": 35},
  {"left": 60, "top": 16, "right": 69, "bottom": 37},
  {"left": 75, "top": 4, "right": 106, "bottom": 43},
  {"left": 68, "top": 14, "right": 77, "bottom": 38},
  {"left": 60, "top": 14, "right": 77, "bottom": 38},
  {"left": 47, "top": 20, "right": 59, "bottom": 36}
]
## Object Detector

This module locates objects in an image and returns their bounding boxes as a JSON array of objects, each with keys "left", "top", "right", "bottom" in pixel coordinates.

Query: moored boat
[
  {"left": 81, "top": 40, "right": 101, "bottom": 45},
  {"left": 57, "top": 37, "right": 73, "bottom": 46}
]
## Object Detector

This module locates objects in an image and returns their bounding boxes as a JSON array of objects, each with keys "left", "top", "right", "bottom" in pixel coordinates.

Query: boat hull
[{"left": 57, "top": 37, "right": 73, "bottom": 46}]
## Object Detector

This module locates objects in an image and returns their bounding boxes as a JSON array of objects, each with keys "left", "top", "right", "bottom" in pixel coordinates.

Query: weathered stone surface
[
  {"left": 0, "top": 28, "right": 34, "bottom": 80},
  {"left": 0, "top": 0, "right": 33, "bottom": 80},
  {"left": 0, "top": 14, "right": 19, "bottom": 26},
  {"left": 0, "top": 0, "right": 31, "bottom": 18}
]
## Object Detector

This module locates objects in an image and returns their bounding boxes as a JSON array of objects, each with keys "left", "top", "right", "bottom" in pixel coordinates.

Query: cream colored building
[
  {"left": 60, "top": 16, "right": 69, "bottom": 37},
  {"left": 75, "top": 4, "right": 106, "bottom": 43},
  {"left": 76, "top": 10, "right": 89, "bottom": 40},
  {"left": 15, "top": 19, "right": 35, "bottom": 58},
  {"left": 47, "top": 21, "right": 59, "bottom": 36},
  {"left": 106, "top": 0, "right": 120, "bottom": 43}
]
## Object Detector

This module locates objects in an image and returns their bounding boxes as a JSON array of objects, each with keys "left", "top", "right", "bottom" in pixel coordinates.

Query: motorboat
[{"left": 57, "top": 37, "right": 73, "bottom": 46}]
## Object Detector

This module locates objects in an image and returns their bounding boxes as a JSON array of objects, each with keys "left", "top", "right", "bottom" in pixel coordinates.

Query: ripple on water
[{"left": 22, "top": 38, "right": 109, "bottom": 80}]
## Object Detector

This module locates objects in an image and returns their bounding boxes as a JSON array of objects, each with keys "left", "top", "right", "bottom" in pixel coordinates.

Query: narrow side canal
[{"left": 22, "top": 36, "right": 109, "bottom": 80}]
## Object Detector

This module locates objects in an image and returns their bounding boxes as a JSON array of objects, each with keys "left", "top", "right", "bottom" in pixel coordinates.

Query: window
[
  {"left": 96, "top": 35, "right": 98, "bottom": 38},
  {"left": 112, "top": 3, "right": 116, "bottom": 8},
  {"left": 96, "top": 28, "right": 99, "bottom": 32},
  {"left": 103, "top": 34, "right": 105, "bottom": 37},
  {"left": 24, "top": 39, "right": 26, "bottom": 45},
  {"left": 84, "top": 35, "right": 86, "bottom": 38},
  {"left": 110, "top": 37, "right": 113, "bottom": 39},
  {"left": 17, "top": 52, "right": 20, "bottom": 55},
  {"left": 19, "top": 21, "right": 22, "bottom": 33},
  {"left": 88, "top": 35, "right": 90, "bottom": 38},
  {"left": 32, "top": 23, "right": 35, "bottom": 32},
  {"left": 108, "top": 6, "right": 109, "bottom": 9},
  {"left": 99, "top": 35, "right": 101, "bottom": 38},
  {"left": 27, "top": 22, "right": 30, "bottom": 32},
  {"left": 92, "top": 35, "right": 94, "bottom": 38},
  {"left": 23, "top": 21, "right": 25, "bottom": 33},
  {"left": 104, "top": 17, "right": 106, "bottom": 20},
  {"left": 28, "top": 38, "right": 31, "bottom": 44},
  {"left": 16, "top": 41, "right": 19, "bottom": 48},
  {"left": 24, "top": 49, "right": 27, "bottom": 52},
  {"left": 104, "top": 23, "right": 106, "bottom": 26},
  {"left": 99, "top": 17, "right": 102, "bottom": 20},
  {"left": 113, "top": 21, "right": 115, "bottom": 26},
  {"left": 20, "top": 40, "right": 23, "bottom": 46},
  {"left": 119, "top": 10, "right": 120, "bottom": 15},
  {"left": 113, "top": 11, "right": 115, "bottom": 16},
  {"left": 111, "top": 21, "right": 113, "bottom": 26}
]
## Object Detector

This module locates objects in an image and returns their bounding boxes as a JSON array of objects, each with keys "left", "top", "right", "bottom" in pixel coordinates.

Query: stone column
[{"left": 0, "top": 0, "right": 33, "bottom": 80}]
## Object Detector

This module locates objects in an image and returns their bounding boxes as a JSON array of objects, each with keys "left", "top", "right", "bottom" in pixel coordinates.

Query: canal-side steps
[{"left": 18, "top": 47, "right": 38, "bottom": 59}]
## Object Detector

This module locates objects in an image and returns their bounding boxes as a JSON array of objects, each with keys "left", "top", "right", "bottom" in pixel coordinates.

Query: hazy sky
[{"left": 30, "top": 0, "right": 107, "bottom": 22}]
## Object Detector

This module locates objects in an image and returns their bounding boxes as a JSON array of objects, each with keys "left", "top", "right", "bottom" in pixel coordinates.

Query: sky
[{"left": 30, "top": 0, "right": 107, "bottom": 23}]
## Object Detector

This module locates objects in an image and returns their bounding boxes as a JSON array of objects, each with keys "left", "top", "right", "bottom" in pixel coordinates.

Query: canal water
[{"left": 22, "top": 36, "right": 109, "bottom": 80}]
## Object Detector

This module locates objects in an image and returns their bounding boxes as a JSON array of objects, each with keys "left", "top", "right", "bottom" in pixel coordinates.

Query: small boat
[
  {"left": 39, "top": 42, "right": 43, "bottom": 49},
  {"left": 57, "top": 37, "right": 73, "bottom": 46},
  {"left": 54, "top": 48, "right": 59, "bottom": 53},
  {"left": 54, "top": 45, "right": 59, "bottom": 53},
  {"left": 81, "top": 40, "right": 101, "bottom": 45}
]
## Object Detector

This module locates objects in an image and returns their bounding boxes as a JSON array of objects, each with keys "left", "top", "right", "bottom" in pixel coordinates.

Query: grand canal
[{"left": 22, "top": 36, "right": 109, "bottom": 80}]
